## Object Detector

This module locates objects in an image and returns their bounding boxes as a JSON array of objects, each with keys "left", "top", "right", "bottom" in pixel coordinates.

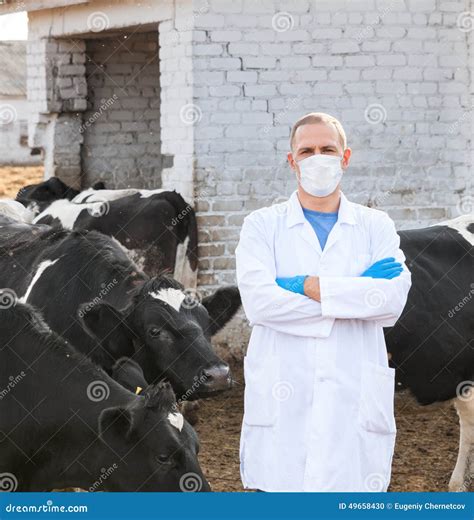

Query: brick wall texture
[{"left": 82, "top": 32, "right": 163, "bottom": 188}]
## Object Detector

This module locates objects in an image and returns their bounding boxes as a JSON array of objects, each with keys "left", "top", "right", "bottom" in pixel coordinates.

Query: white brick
[
  {"left": 376, "top": 54, "right": 406, "bottom": 66},
  {"left": 362, "top": 68, "right": 392, "bottom": 80},
  {"left": 228, "top": 43, "right": 259, "bottom": 55},
  {"left": 313, "top": 83, "right": 344, "bottom": 95},
  {"left": 330, "top": 41, "right": 360, "bottom": 54},
  {"left": 312, "top": 55, "right": 343, "bottom": 67},
  {"left": 260, "top": 43, "right": 292, "bottom": 55},
  {"left": 209, "top": 85, "right": 241, "bottom": 97},
  {"left": 210, "top": 30, "right": 242, "bottom": 42},
  {"left": 209, "top": 57, "right": 242, "bottom": 69},
  {"left": 376, "top": 81, "right": 406, "bottom": 94},
  {"left": 243, "top": 56, "right": 276, "bottom": 68},
  {"left": 329, "top": 69, "right": 360, "bottom": 81},
  {"left": 227, "top": 70, "right": 258, "bottom": 83},
  {"left": 293, "top": 70, "right": 327, "bottom": 81},
  {"left": 276, "top": 30, "right": 311, "bottom": 42},
  {"left": 279, "top": 56, "right": 311, "bottom": 69},
  {"left": 242, "top": 0, "right": 275, "bottom": 13},
  {"left": 225, "top": 14, "right": 258, "bottom": 27},
  {"left": 279, "top": 83, "right": 312, "bottom": 95},
  {"left": 292, "top": 42, "right": 325, "bottom": 54},
  {"left": 243, "top": 30, "right": 276, "bottom": 41},
  {"left": 210, "top": 0, "right": 243, "bottom": 13},
  {"left": 361, "top": 40, "right": 391, "bottom": 52},
  {"left": 374, "top": 27, "right": 407, "bottom": 39},
  {"left": 194, "top": 44, "right": 224, "bottom": 55},
  {"left": 345, "top": 82, "right": 374, "bottom": 94},
  {"left": 393, "top": 40, "right": 423, "bottom": 53},
  {"left": 345, "top": 55, "right": 376, "bottom": 67},
  {"left": 439, "top": 1, "right": 462, "bottom": 12},
  {"left": 412, "top": 13, "right": 427, "bottom": 25},
  {"left": 194, "top": 71, "right": 225, "bottom": 86},
  {"left": 259, "top": 70, "right": 289, "bottom": 82},
  {"left": 244, "top": 84, "right": 277, "bottom": 97},
  {"left": 407, "top": 27, "right": 436, "bottom": 39},
  {"left": 393, "top": 67, "right": 423, "bottom": 81},
  {"left": 311, "top": 28, "right": 343, "bottom": 39},
  {"left": 241, "top": 112, "right": 273, "bottom": 124},
  {"left": 278, "top": 0, "right": 310, "bottom": 13},
  {"left": 408, "top": 0, "right": 436, "bottom": 11},
  {"left": 194, "top": 14, "right": 225, "bottom": 27}
]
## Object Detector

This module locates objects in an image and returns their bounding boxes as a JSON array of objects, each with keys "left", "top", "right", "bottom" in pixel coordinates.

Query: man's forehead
[{"left": 293, "top": 123, "right": 342, "bottom": 149}]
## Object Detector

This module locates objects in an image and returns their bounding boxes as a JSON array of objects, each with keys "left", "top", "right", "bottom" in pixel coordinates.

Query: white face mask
[{"left": 297, "top": 154, "right": 343, "bottom": 197}]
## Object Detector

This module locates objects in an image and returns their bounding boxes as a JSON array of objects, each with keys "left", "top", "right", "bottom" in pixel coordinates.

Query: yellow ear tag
[{"left": 135, "top": 386, "right": 143, "bottom": 395}]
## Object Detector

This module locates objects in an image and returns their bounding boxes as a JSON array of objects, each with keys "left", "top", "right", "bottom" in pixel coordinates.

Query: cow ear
[
  {"left": 47, "top": 177, "right": 70, "bottom": 196},
  {"left": 112, "top": 357, "right": 148, "bottom": 393},
  {"left": 79, "top": 302, "right": 134, "bottom": 368},
  {"left": 99, "top": 407, "right": 134, "bottom": 445},
  {"left": 202, "top": 286, "right": 241, "bottom": 336}
]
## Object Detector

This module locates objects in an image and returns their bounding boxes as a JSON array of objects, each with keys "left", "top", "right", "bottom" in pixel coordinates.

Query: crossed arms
[{"left": 235, "top": 212, "right": 412, "bottom": 338}]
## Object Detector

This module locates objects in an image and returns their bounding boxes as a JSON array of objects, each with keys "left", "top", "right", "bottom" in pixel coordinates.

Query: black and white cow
[
  {"left": 0, "top": 302, "right": 210, "bottom": 491},
  {"left": 16, "top": 177, "right": 105, "bottom": 214},
  {"left": 16, "top": 178, "right": 198, "bottom": 283},
  {"left": 386, "top": 215, "right": 474, "bottom": 491},
  {"left": 0, "top": 218, "right": 240, "bottom": 400}
]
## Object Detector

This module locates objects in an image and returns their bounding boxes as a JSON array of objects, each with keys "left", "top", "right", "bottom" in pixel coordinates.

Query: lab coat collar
[{"left": 286, "top": 190, "right": 357, "bottom": 228}]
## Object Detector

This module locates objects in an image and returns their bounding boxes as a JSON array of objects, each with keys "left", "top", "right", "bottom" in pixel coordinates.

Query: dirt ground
[
  {"left": 196, "top": 360, "right": 459, "bottom": 492},
  {"left": 0, "top": 165, "right": 44, "bottom": 199}
]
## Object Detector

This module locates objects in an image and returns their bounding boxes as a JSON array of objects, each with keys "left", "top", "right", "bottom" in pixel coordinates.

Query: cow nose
[{"left": 200, "top": 364, "right": 231, "bottom": 392}]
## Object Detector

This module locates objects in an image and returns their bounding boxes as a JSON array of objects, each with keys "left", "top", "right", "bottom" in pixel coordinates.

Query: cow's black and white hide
[
  {"left": 16, "top": 178, "right": 197, "bottom": 285},
  {"left": 386, "top": 215, "right": 474, "bottom": 491}
]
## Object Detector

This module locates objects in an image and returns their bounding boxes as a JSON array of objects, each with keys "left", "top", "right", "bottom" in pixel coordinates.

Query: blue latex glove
[
  {"left": 276, "top": 275, "right": 308, "bottom": 295},
  {"left": 361, "top": 257, "right": 403, "bottom": 279}
]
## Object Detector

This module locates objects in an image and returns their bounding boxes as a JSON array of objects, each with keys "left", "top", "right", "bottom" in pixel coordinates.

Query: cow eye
[
  {"left": 148, "top": 327, "right": 162, "bottom": 338},
  {"left": 156, "top": 454, "right": 172, "bottom": 465}
]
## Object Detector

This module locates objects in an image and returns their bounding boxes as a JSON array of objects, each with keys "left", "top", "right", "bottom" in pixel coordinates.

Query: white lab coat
[{"left": 236, "top": 190, "right": 412, "bottom": 492}]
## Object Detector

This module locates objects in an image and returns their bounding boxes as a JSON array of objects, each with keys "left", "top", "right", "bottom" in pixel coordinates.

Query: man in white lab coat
[{"left": 235, "top": 112, "right": 412, "bottom": 492}]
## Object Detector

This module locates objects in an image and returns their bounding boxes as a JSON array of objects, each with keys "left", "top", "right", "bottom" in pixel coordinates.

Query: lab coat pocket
[
  {"left": 358, "top": 361, "right": 396, "bottom": 435},
  {"left": 243, "top": 354, "right": 279, "bottom": 427}
]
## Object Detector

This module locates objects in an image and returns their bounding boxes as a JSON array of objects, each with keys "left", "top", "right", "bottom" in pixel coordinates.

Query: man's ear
[
  {"left": 287, "top": 151, "right": 297, "bottom": 171},
  {"left": 342, "top": 147, "right": 352, "bottom": 169},
  {"left": 202, "top": 286, "right": 241, "bottom": 336},
  {"left": 79, "top": 302, "right": 135, "bottom": 367},
  {"left": 99, "top": 407, "right": 134, "bottom": 446}
]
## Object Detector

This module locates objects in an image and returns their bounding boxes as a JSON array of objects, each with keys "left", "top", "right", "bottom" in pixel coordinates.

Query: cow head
[
  {"left": 16, "top": 177, "right": 80, "bottom": 213},
  {"left": 97, "top": 380, "right": 210, "bottom": 492},
  {"left": 80, "top": 276, "right": 241, "bottom": 399}
]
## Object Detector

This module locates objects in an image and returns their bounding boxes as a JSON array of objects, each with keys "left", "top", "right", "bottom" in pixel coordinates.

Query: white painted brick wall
[{"left": 190, "top": 0, "right": 472, "bottom": 290}]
